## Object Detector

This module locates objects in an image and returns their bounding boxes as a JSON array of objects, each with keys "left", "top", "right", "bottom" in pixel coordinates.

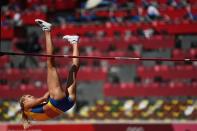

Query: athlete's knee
[
  {"left": 47, "top": 59, "right": 56, "bottom": 68},
  {"left": 70, "top": 64, "right": 80, "bottom": 74}
]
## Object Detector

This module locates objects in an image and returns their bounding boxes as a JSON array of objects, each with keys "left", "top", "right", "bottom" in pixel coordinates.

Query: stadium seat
[
  {"left": 0, "top": 56, "right": 9, "bottom": 68},
  {"left": 22, "top": 11, "right": 46, "bottom": 25},
  {"left": 1, "top": 26, "right": 14, "bottom": 40}
]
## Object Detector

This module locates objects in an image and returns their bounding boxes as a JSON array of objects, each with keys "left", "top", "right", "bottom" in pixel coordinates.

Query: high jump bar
[{"left": 0, "top": 51, "right": 197, "bottom": 62}]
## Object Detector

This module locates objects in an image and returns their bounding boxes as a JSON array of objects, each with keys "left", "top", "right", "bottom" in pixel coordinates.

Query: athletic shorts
[{"left": 49, "top": 96, "right": 74, "bottom": 112}]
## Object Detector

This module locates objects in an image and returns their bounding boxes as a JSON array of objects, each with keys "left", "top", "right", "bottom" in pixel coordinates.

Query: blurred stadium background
[{"left": 0, "top": 0, "right": 197, "bottom": 131}]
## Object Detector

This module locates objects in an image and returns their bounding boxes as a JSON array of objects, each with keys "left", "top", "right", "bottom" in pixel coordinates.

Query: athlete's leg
[
  {"left": 35, "top": 19, "right": 65, "bottom": 100},
  {"left": 63, "top": 36, "right": 80, "bottom": 102},
  {"left": 45, "top": 31, "right": 65, "bottom": 100}
]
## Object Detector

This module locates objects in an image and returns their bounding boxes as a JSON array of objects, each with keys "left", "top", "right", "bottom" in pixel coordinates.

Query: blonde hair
[{"left": 19, "top": 95, "right": 31, "bottom": 129}]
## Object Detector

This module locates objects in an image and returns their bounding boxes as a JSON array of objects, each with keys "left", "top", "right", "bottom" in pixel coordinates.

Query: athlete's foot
[
  {"left": 63, "top": 35, "right": 79, "bottom": 44},
  {"left": 35, "top": 19, "right": 52, "bottom": 31}
]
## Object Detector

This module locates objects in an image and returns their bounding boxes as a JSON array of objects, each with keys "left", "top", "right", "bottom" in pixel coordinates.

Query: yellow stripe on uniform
[{"left": 47, "top": 101, "right": 65, "bottom": 114}]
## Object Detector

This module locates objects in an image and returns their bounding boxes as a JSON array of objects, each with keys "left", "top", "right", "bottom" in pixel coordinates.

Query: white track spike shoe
[
  {"left": 63, "top": 35, "right": 79, "bottom": 44},
  {"left": 35, "top": 19, "right": 52, "bottom": 31}
]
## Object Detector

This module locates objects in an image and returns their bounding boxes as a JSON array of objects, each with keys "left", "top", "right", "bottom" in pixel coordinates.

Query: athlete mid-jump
[{"left": 19, "top": 19, "right": 80, "bottom": 128}]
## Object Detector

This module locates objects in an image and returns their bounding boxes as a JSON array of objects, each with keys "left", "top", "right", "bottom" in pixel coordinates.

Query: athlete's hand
[{"left": 43, "top": 92, "right": 50, "bottom": 100}]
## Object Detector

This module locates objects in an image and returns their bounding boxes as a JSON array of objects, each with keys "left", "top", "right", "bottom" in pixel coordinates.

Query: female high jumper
[{"left": 19, "top": 19, "right": 80, "bottom": 129}]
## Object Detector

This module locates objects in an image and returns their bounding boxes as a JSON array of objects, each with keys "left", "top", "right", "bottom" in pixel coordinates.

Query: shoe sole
[{"left": 35, "top": 19, "right": 51, "bottom": 28}]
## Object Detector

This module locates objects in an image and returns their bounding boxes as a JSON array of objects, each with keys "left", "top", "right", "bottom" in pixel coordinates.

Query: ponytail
[{"left": 19, "top": 96, "right": 31, "bottom": 129}]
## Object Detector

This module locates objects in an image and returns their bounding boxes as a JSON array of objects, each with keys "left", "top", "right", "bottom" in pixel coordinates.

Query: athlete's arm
[{"left": 24, "top": 92, "right": 49, "bottom": 110}]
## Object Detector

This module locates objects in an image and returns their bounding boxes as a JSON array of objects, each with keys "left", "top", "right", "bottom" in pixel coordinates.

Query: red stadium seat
[
  {"left": 0, "top": 85, "right": 10, "bottom": 90},
  {"left": 114, "top": 10, "right": 128, "bottom": 17},
  {"left": 26, "top": 0, "right": 41, "bottom": 8},
  {"left": 96, "top": 10, "right": 109, "bottom": 17},
  {"left": 104, "top": 82, "right": 197, "bottom": 97},
  {"left": 189, "top": 0, "right": 197, "bottom": 5},
  {"left": 55, "top": 57, "right": 71, "bottom": 66},
  {"left": 42, "top": 0, "right": 54, "bottom": 9},
  {"left": 172, "top": 48, "right": 197, "bottom": 64},
  {"left": 137, "top": 66, "right": 155, "bottom": 78},
  {"left": 5, "top": 68, "right": 22, "bottom": 81},
  {"left": 22, "top": 11, "right": 46, "bottom": 25},
  {"left": 1, "top": 26, "right": 14, "bottom": 40},
  {"left": 137, "top": 65, "right": 197, "bottom": 80},
  {"left": 1, "top": 67, "right": 107, "bottom": 82},
  {"left": 172, "top": 49, "right": 185, "bottom": 59},
  {"left": 19, "top": 84, "right": 35, "bottom": 91},
  {"left": 116, "top": 0, "right": 131, "bottom": 5},
  {"left": 55, "top": 0, "right": 76, "bottom": 10},
  {"left": 55, "top": 0, "right": 67, "bottom": 10},
  {"left": 58, "top": 67, "right": 107, "bottom": 81},
  {"left": 167, "top": 22, "right": 197, "bottom": 34},
  {"left": 189, "top": 48, "right": 197, "bottom": 58},
  {"left": 174, "top": 65, "right": 197, "bottom": 79},
  {"left": 77, "top": 67, "right": 107, "bottom": 81},
  {"left": 160, "top": 7, "right": 187, "bottom": 20},
  {"left": 0, "top": 56, "right": 9, "bottom": 68},
  {"left": 142, "top": 36, "right": 175, "bottom": 49},
  {"left": 27, "top": 68, "right": 46, "bottom": 81}
]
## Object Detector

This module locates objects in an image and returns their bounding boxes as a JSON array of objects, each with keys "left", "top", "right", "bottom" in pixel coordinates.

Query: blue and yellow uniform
[{"left": 24, "top": 96, "right": 74, "bottom": 121}]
